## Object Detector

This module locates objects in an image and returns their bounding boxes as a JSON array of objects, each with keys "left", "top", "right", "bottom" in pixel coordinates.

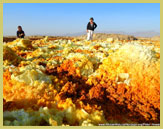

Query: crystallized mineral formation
[
  {"left": 3, "top": 37, "right": 160, "bottom": 125},
  {"left": 3, "top": 45, "right": 24, "bottom": 66}
]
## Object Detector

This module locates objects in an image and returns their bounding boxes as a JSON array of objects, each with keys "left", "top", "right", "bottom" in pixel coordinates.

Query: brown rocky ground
[{"left": 3, "top": 33, "right": 160, "bottom": 43}]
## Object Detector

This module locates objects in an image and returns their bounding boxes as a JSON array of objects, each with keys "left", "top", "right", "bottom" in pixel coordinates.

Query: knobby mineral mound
[{"left": 3, "top": 36, "right": 160, "bottom": 126}]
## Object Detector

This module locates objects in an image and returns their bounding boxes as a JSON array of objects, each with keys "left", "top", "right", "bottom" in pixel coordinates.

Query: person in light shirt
[{"left": 86, "top": 17, "right": 97, "bottom": 40}]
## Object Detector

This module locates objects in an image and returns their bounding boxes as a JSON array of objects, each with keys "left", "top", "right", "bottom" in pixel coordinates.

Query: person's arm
[
  {"left": 22, "top": 31, "right": 25, "bottom": 37},
  {"left": 19, "top": 31, "right": 25, "bottom": 37},
  {"left": 94, "top": 22, "right": 97, "bottom": 29},
  {"left": 87, "top": 23, "right": 89, "bottom": 32},
  {"left": 17, "top": 31, "right": 19, "bottom": 38}
]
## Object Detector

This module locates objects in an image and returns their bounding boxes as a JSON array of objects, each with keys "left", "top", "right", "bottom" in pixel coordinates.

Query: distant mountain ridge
[
  {"left": 4, "top": 30, "right": 160, "bottom": 38},
  {"left": 75, "top": 33, "right": 138, "bottom": 40},
  {"left": 62, "top": 31, "right": 160, "bottom": 38},
  {"left": 129, "top": 31, "right": 160, "bottom": 38}
]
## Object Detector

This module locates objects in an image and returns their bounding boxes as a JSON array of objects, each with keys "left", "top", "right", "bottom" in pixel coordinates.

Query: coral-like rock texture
[{"left": 3, "top": 37, "right": 160, "bottom": 126}]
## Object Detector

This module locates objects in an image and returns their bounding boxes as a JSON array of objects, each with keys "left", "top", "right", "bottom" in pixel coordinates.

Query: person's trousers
[{"left": 87, "top": 30, "right": 94, "bottom": 40}]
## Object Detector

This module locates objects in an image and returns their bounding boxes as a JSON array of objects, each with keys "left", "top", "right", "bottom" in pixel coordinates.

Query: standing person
[
  {"left": 86, "top": 17, "right": 97, "bottom": 40},
  {"left": 17, "top": 26, "right": 25, "bottom": 38}
]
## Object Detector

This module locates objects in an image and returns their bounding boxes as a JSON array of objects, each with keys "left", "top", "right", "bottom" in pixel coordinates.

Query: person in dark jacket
[
  {"left": 17, "top": 26, "right": 25, "bottom": 38},
  {"left": 86, "top": 17, "right": 97, "bottom": 40}
]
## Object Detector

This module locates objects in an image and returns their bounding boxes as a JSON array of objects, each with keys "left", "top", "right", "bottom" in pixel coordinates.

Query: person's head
[
  {"left": 90, "top": 17, "right": 94, "bottom": 23},
  {"left": 18, "top": 26, "right": 22, "bottom": 31}
]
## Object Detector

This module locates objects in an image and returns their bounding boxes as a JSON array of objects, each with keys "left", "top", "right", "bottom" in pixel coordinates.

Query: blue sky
[{"left": 3, "top": 3, "right": 160, "bottom": 36}]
